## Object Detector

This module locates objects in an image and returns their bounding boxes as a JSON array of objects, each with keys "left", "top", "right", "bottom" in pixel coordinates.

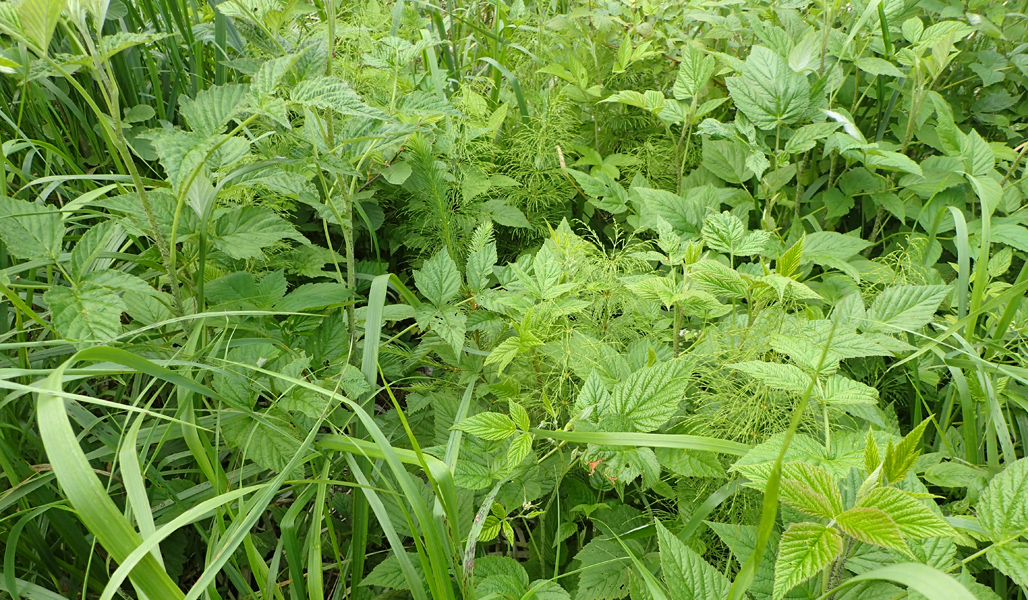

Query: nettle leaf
[
  {"left": 834, "top": 507, "right": 908, "bottom": 555},
  {"left": 729, "top": 361, "right": 812, "bottom": 396},
  {"left": 453, "top": 412, "right": 517, "bottom": 440},
  {"left": 656, "top": 521, "right": 729, "bottom": 600},
  {"left": 607, "top": 359, "right": 690, "bottom": 432},
  {"left": 179, "top": 84, "right": 249, "bottom": 136},
  {"left": 702, "top": 211, "right": 768, "bottom": 256},
  {"left": 779, "top": 462, "right": 844, "bottom": 520},
  {"left": 212, "top": 206, "right": 307, "bottom": 259},
  {"left": 673, "top": 45, "right": 715, "bottom": 100},
  {"left": 44, "top": 281, "right": 125, "bottom": 343},
  {"left": 863, "top": 285, "right": 948, "bottom": 334},
  {"left": 414, "top": 249, "right": 462, "bottom": 307},
  {"left": 290, "top": 77, "right": 386, "bottom": 120},
  {"left": 821, "top": 375, "right": 879, "bottom": 405},
  {"left": 986, "top": 543, "right": 1028, "bottom": 589},
  {"left": 222, "top": 413, "right": 303, "bottom": 477},
  {"left": 725, "top": 46, "right": 812, "bottom": 130},
  {"left": 773, "top": 523, "right": 842, "bottom": 600},
  {"left": 691, "top": 260, "right": 747, "bottom": 299},
  {"left": 977, "top": 457, "right": 1028, "bottom": 541},
  {"left": 0, "top": 196, "right": 64, "bottom": 262},
  {"left": 655, "top": 448, "right": 725, "bottom": 478},
  {"left": 856, "top": 488, "right": 956, "bottom": 539}
]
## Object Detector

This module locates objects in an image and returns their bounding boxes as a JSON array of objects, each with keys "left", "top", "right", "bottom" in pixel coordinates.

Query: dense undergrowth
[{"left": 2, "top": 0, "right": 1028, "bottom": 599}]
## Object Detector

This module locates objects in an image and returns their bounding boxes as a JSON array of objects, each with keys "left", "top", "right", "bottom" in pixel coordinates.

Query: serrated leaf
[
  {"left": 729, "top": 361, "right": 812, "bottom": 395},
  {"left": 784, "top": 123, "right": 840, "bottom": 154},
  {"left": 608, "top": 360, "right": 690, "bottom": 432},
  {"left": 44, "top": 282, "right": 125, "bottom": 343},
  {"left": 507, "top": 433, "right": 533, "bottom": 470},
  {"left": 883, "top": 419, "right": 930, "bottom": 483},
  {"left": 572, "top": 538, "right": 633, "bottom": 600},
  {"left": 864, "top": 285, "right": 948, "bottom": 334},
  {"left": 212, "top": 206, "right": 307, "bottom": 259},
  {"left": 414, "top": 249, "right": 461, "bottom": 307},
  {"left": 835, "top": 507, "right": 908, "bottom": 554},
  {"left": 655, "top": 448, "right": 725, "bottom": 478},
  {"left": 509, "top": 401, "right": 530, "bottom": 431},
  {"left": 856, "top": 57, "right": 905, "bottom": 78},
  {"left": 702, "top": 139, "right": 753, "bottom": 184},
  {"left": 821, "top": 375, "right": 879, "bottom": 405},
  {"left": 0, "top": 196, "right": 64, "bottom": 262},
  {"left": 779, "top": 462, "right": 844, "bottom": 520},
  {"left": 222, "top": 413, "right": 302, "bottom": 477},
  {"left": 773, "top": 522, "right": 842, "bottom": 600},
  {"left": 691, "top": 260, "right": 747, "bottom": 299},
  {"left": 986, "top": 543, "right": 1028, "bottom": 589},
  {"left": 290, "top": 77, "right": 386, "bottom": 120},
  {"left": 857, "top": 488, "right": 956, "bottom": 539},
  {"left": 453, "top": 412, "right": 517, "bottom": 440},
  {"left": 180, "top": 84, "right": 249, "bottom": 136},
  {"left": 673, "top": 45, "right": 715, "bottom": 100},
  {"left": 428, "top": 307, "right": 466, "bottom": 356},
  {"left": 273, "top": 283, "right": 353, "bottom": 312},
  {"left": 656, "top": 521, "right": 729, "bottom": 600},
  {"left": 251, "top": 53, "right": 299, "bottom": 98},
  {"left": 977, "top": 457, "right": 1028, "bottom": 541},
  {"left": 575, "top": 371, "right": 610, "bottom": 415},
  {"left": 726, "top": 46, "right": 811, "bottom": 130}
]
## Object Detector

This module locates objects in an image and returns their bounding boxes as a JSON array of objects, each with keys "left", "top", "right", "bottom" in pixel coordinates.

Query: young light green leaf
[
  {"left": 773, "top": 523, "right": 842, "bottom": 600},
  {"left": 729, "top": 362, "right": 811, "bottom": 396},
  {"left": 856, "top": 488, "right": 956, "bottom": 539},
  {"left": 453, "top": 413, "right": 517, "bottom": 440},
  {"left": 673, "top": 45, "right": 715, "bottom": 101},
  {"left": 883, "top": 418, "right": 930, "bottom": 483},
  {"left": 779, "top": 462, "right": 844, "bottom": 520},
  {"left": 509, "top": 401, "right": 530, "bottom": 431},
  {"left": 506, "top": 433, "right": 533, "bottom": 470},
  {"left": 835, "top": 507, "right": 908, "bottom": 556}
]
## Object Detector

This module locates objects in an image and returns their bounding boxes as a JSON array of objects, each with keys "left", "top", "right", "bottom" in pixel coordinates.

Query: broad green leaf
[
  {"left": 725, "top": 46, "right": 811, "bottom": 130},
  {"left": 707, "top": 522, "right": 777, "bottom": 600},
  {"left": 656, "top": 521, "right": 729, "bottom": 600},
  {"left": 784, "top": 122, "right": 840, "bottom": 154},
  {"left": 507, "top": 433, "right": 533, "bottom": 470},
  {"left": 452, "top": 413, "right": 517, "bottom": 440},
  {"left": 68, "top": 220, "right": 123, "bottom": 279},
  {"left": 607, "top": 359, "right": 690, "bottom": 432},
  {"left": 959, "top": 129, "right": 994, "bottom": 177},
  {"left": 856, "top": 488, "right": 956, "bottom": 539},
  {"left": 856, "top": 57, "right": 905, "bottom": 78},
  {"left": 702, "top": 139, "right": 752, "bottom": 184},
  {"left": 212, "top": 206, "right": 307, "bottom": 259},
  {"left": 986, "top": 543, "right": 1028, "bottom": 589},
  {"left": 655, "top": 448, "right": 725, "bottom": 478},
  {"left": 44, "top": 282, "right": 124, "bottom": 343},
  {"left": 691, "top": 260, "right": 747, "bottom": 299},
  {"left": 414, "top": 249, "right": 462, "bottom": 307},
  {"left": 702, "top": 211, "right": 768, "bottom": 256},
  {"left": 222, "top": 413, "right": 303, "bottom": 477},
  {"left": 977, "top": 457, "right": 1028, "bottom": 541},
  {"left": 773, "top": 522, "right": 842, "bottom": 600},
  {"left": 180, "top": 84, "right": 249, "bottom": 136},
  {"left": 834, "top": 507, "right": 908, "bottom": 554},
  {"left": 572, "top": 538, "right": 633, "bottom": 600},
  {"left": 274, "top": 283, "right": 353, "bottom": 312},
  {"left": 250, "top": 53, "right": 299, "bottom": 98},
  {"left": 821, "top": 375, "right": 879, "bottom": 405},
  {"left": 729, "top": 362, "right": 811, "bottom": 396},
  {"left": 509, "top": 401, "right": 530, "bottom": 431},
  {"left": 290, "top": 77, "right": 386, "bottom": 120},
  {"left": 428, "top": 308, "right": 466, "bottom": 356},
  {"left": 673, "top": 45, "right": 715, "bottom": 100},
  {"left": 779, "top": 462, "right": 844, "bottom": 520},
  {"left": 0, "top": 196, "right": 64, "bottom": 262},
  {"left": 863, "top": 285, "right": 949, "bottom": 334},
  {"left": 15, "top": 0, "right": 64, "bottom": 50}
]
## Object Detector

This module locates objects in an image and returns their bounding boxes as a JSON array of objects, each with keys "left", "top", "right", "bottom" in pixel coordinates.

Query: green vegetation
[{"left": 2, "top": 0, "right": 1028, "bottom": 599}]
